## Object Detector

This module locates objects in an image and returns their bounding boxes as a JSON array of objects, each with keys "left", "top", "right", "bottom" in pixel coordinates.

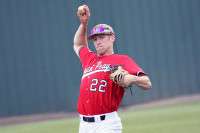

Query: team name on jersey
[{"left": 82, "top": 61, "right": 111, "bottom": 79}]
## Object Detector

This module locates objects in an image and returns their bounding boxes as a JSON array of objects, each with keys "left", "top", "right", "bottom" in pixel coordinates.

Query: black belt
[{"left": 83, "top": 115, "right": 105, "bottom": 122}]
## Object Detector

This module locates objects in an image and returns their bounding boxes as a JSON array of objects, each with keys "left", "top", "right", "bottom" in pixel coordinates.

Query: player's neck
[{"left": 97, "top": 50, "right": 114, "bottom": 57}]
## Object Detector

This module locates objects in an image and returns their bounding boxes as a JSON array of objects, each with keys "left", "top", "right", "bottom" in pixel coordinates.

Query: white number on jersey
[{"left": 90, "top": 79, "right": 107, "bottom": 93}]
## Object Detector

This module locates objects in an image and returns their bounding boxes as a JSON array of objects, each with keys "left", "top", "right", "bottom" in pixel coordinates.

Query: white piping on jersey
[
  {"left": 82, "top": 69, "right": 110, "bottom": 80},
  {"left": 137, "top": 71, "right": 146, "bottom": 76}
]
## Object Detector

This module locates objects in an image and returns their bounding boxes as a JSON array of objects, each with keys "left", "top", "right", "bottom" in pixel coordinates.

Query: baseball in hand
[{"left": 78, "top": 6, "right": 86, "bottom": 14}]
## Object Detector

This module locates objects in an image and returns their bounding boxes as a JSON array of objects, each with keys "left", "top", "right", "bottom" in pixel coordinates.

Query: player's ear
[{"left": 110, "top": 35, "right": 115, "bottom": 43}]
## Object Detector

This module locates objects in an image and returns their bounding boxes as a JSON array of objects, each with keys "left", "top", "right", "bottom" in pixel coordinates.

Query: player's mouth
[{"left": 96, "top": 46, "right": 102, "bottom": 49}]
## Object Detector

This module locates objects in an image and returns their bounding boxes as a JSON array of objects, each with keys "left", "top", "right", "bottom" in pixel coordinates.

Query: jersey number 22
[{"left": 90, "top": 79, "right": 107, "bottom": 93}]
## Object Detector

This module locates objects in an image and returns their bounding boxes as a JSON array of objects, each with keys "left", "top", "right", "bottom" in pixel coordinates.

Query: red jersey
[{"left": 77, "top": 47, "right": 145, "bottom": 116}]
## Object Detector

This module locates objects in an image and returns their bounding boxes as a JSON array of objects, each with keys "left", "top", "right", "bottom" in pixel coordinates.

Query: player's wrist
[
  {"left": 81, "top": 23, "right": 88, "bottom": 27},
  {"left": 124, "top": 74, "right": 135, "bottom": 87}
]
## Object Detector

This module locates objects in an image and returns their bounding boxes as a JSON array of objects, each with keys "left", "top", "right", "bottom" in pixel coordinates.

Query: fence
[{"left": 0, "top": 0, "right": 199, "bottom": 117}]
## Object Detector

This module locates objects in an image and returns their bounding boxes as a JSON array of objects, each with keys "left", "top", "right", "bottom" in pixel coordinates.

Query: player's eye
[
  {"left": 93, "top": 38, "right": 97, "bottom": 41},
  {"left": 100, "top": 36, "right": 104, "bottom": 40}
]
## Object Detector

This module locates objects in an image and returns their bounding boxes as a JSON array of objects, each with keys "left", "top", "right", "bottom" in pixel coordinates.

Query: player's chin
[
  {"left": 97, "top": 51, "right": 105, "bottom": 57},
  {"left": 97, "top": 48, "right": 104, "bottom": 54}
]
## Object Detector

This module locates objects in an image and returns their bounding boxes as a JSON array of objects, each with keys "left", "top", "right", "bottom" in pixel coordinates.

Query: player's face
[{"left": 93, "top": 34, "right": 114, "bottom": 56}]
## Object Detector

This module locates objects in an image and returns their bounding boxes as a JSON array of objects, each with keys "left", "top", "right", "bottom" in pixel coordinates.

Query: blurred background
[{"left": 0, "top": 0, "right": 199, "bottom": 118}]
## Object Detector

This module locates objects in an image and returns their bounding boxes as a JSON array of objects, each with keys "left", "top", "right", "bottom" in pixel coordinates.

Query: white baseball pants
[{"left": 79, "top": 111, "right": 122, "bottom": 133}]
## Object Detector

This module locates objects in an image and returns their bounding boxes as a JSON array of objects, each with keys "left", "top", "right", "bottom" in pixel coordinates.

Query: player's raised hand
[{"left": 77, "top": 5, "right": 90, "bottom": 25}]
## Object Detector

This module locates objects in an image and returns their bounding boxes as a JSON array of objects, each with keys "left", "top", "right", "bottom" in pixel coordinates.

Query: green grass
[
  {"left": 120, "top": 102, "right": 200, "bottom": 133},
  {"left": 0, "top": 117, "right": 79, "bottom": 133},
  {"left": 0, "top": 102, "right": 200, "bottom": 133}
]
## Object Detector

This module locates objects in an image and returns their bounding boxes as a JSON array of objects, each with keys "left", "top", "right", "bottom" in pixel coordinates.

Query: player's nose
[{"left": 96, "top": 39, "right": 101, "bottom": 45}]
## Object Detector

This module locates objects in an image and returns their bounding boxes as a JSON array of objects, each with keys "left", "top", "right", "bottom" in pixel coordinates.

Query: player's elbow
[
  {"left": 146, "top": 81, "right": 152, "bottom": 89},
  {"left": 144, "top": 80, "right": 152, "bottom": 90},
  {"left": 141, "top": 76, "right": 152, "bottom": 90},
  {"left": 140, "top": 79, "right": 152, "bottom": 90}
]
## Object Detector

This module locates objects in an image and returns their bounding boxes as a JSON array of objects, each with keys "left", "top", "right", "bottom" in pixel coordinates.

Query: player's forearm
[
  {"left": 73, "top": 23, "right": 88, "bottom": 50},
  {"left": 124, "top": 74, "right": 152, "bottom": 90}
]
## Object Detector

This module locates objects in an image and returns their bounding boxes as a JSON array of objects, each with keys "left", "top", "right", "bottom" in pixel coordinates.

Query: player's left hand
[{"left": 109, "top": 65, "right": 130, "bottom": 88}]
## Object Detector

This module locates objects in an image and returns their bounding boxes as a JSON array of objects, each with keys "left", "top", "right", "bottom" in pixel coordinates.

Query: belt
[{"left": 82, "top": 115, "right": 106, "bottom": 123}]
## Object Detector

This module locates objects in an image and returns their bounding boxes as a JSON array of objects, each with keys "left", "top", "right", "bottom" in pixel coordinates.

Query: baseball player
[{"left": 74, "top": 5, "right": 152, "bottom": 133}]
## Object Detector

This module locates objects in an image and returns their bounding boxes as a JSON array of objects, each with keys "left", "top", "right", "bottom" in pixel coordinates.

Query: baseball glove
[{"left": 109, "top": 64, "right": 129, "bottom": 87}]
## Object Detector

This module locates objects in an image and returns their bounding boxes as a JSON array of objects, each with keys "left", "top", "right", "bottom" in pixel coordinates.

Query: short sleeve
[
  {"left": 123, "top": 56, "right": 146, "bottom": 76},
  {"left": 78, "top": 47, "right": 97, "bottom": 70}
]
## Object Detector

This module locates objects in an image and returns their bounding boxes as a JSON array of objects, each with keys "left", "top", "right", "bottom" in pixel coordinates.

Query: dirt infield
[{"left": 0, "top": 93, "right": 200, "bottom": 126}]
